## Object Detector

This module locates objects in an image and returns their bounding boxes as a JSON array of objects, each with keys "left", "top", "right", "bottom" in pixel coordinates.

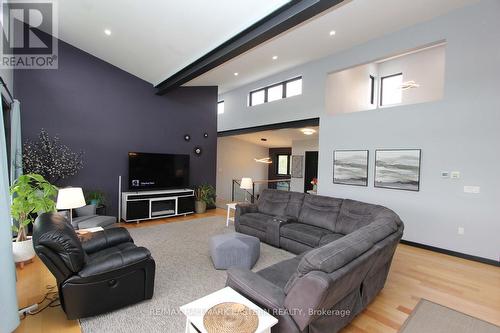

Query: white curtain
[
  {"left": 0, "top": 100, "right": 20, "bottom": 332},
  {"left": 10, "top": 99, "right": 22, "bottom": 183}
]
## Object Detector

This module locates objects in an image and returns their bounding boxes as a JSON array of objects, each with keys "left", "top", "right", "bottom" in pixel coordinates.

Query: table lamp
[
  {"left": 240, "top": 178, "right": 253, "bottom": 202},
  {"left": 56, "top": 187, "right": 86, "bottom": 226}
]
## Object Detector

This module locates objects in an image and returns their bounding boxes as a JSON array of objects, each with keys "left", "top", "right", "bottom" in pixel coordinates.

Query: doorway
[{"left": 304, "top": 151, "right": 318, "bottom": 192}]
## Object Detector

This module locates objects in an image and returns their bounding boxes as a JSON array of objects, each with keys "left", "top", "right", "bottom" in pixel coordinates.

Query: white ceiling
[
  {"left": 230, "top": 126, "right": 319, "bottom": 148},
  {"left": 187, "top": 0, "right": 478, "bottom": 94},
  {"left": 50, "top": 0, "right": 290, "bottom": 85}
]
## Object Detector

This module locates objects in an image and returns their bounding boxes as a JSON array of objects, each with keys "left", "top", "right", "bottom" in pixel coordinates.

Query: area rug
[
  {"left": 79, "top": 216, "right": 294, "bottom": 332},
  {"left": 399, "top": 299, "right": 500, "bottom": 333}
]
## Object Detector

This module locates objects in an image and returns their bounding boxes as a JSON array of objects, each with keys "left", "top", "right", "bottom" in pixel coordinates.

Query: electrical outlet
[
  {"left": 464, "top": 186, "right": 480, "bottom": 194},
  {"left": 450, "top": 171, "right": 461, "bottom": 179},
  {"left": 458, "top": 227, "right": 465, "bottom": 235}
]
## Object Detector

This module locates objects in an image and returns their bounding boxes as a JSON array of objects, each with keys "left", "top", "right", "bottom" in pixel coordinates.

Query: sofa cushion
[
  {"left": 335, "top": 199, "right": 384, "bottom": 234},
  {"left": 298, "top": 217, "right": 399, "bottom": 275},
  {"left": 285, "top": 192, "right": 305, "bottom": 219},
  {"left": 298, "top": 195, "right": 343, "bottom": 231},
  {"left": 86, "top": 242, "right": 137, "bottom": 261},
  {"left": 238, "top": 213, "right": 273, "bottom": 232},
  {"left": 258, "top": 254, "right": 303, "bottom": 289},
  {"left": 257, "top": 189, "right": 290, "bottom": 216},
  {"left": 280, "top": 223, "right": 333, "bottom": 248},
  {"left": 319, "top": 233, "right": 344, "bottom": 246},
  {"left": 280, "top": 237, "right": 314, "bottom": 254}
]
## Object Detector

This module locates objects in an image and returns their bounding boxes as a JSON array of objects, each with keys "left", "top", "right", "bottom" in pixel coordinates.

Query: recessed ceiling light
[
  {"left": 104, "top": 29, "right": 112, "bottom": 36},
  {"left": 234, "top": 72, "right": 239, "bottom": 76},
  {"left": 301, "top": 128, "right": 316, "bottom": 135},
  {"left": 329, "top": 30, "right": 336, "bottom": 36},
  {"left": 272, "top": 55, "right": 278, "bottom": 60}
]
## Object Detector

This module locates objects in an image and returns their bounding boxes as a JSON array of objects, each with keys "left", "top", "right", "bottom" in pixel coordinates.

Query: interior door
[{"left": 304, "top": 151, "right": 319, "bottom": 192}]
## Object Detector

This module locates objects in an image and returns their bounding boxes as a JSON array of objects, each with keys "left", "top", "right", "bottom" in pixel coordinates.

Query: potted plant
[
  {"left": 10, "top": 174, "right": 58, "bottom": 265},
  {"left": 194, "top": 184, "right": 216, "bottom": 214},
  {"left": 84, "top": 190, "right": 106, "bottom": 206}
]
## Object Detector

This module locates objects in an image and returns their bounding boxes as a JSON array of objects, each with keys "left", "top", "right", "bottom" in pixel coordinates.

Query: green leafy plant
[
  {"left": 10, "top": 174, "right": 58, "bottom": 242},
  {"left": 194, "top": 184, "right": 216, "bottom": 206},
  {"left": 84, "top": 190, "right": 106, "bottom": 206}
]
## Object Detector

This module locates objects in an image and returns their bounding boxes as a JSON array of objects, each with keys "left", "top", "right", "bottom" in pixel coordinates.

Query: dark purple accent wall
[{"left": 14, "top": 39, "right": 217, "bottom": 216}]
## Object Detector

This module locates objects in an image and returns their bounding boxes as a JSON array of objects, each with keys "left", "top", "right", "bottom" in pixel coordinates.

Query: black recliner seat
[{"left": 32, "top": 213, "right": 155, "bottom": 319}]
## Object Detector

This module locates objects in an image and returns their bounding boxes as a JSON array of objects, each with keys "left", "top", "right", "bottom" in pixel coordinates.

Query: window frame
[
  {"left": 380, "top": 72, "right": 403, "bottom": 107},
  {"left": 217, "top": 100, "right": 224, "bottom": 114},
  {"left": 276, "top": 154, "right": 291, "bottom": 176},
  {"left": 249, "top": 76, "right": 302, "bottom": 107},
  {"left": 370, "top": 75, "right": 375, "bottom": 105}
]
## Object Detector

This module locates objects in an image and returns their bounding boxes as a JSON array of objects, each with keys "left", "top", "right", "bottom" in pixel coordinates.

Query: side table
[
  {"left": 226, "top": 202, "right": 237, "bottom": 227},
  {"left": 180, "top": 286, "right": 277, "bottom": 333}
]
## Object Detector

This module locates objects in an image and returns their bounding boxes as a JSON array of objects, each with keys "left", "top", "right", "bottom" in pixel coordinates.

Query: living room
[{"left": 1, "top": 1, "right": 499, "bottom": 333}]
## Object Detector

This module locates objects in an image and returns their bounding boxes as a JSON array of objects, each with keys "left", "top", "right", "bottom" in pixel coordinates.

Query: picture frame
[
  {"left": 333, "top": 150, "right": 369, "bottom": 186},
  {"left": 291, "top": 155, "right": 303, "bottom": 178},
  {"left": 374, "top": 149, "right": 421, "bottom": 191}
]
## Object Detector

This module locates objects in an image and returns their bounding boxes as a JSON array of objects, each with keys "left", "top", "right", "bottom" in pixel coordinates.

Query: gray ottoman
[{"left": 210, "top": 233, "right": 260, "bottom": 270}]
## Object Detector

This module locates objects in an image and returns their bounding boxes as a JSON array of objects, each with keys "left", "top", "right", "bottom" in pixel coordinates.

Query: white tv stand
[{"left": 121, "top": 189, "right": 195, "bottom": 223}]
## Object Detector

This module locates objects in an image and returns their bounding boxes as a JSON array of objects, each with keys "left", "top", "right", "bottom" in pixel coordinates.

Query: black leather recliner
[{"left": 32, "top": 213, "right": 155, "bottom": 319}]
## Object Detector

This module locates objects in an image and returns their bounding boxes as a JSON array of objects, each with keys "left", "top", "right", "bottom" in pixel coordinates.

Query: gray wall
[
  {"left": 216, "top": 136, "right": 269, "bottom": 205},
  {"left": 219, "top": 0, "right": 500, "bottom": 261},
  {"left": 14, "top": 39, "right": 217, "bottom": 216}
]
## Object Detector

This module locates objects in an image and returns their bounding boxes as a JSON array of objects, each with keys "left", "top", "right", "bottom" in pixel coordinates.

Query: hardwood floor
[{"left": 14, "top": 209, "right": 500, "bottom": 332}]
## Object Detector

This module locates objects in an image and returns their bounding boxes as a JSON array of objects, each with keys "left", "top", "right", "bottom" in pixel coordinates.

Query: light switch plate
[
  {"left": 458, "top": 227, "right": 465, "bottom": 235},
  {"left": 441, "top": 171, "right": 450, "bottom": 178},
  {"left": 451, "top": 171, "right": 461, "bottom": 179},
  {"left": 464, "top": 185, "right": 480, "bottom": 194}
]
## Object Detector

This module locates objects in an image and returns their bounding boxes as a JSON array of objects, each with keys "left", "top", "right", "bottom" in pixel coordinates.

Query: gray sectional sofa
[{"left": 227, "top": 189, "right": 403, "bottom": 333}]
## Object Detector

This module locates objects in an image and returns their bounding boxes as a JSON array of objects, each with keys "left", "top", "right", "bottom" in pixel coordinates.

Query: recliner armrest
[
  {"left": 78, "top": 246, "right": 151, "bottom": 278},
  {"left": 235, "top": 203, "right": 258, "bottom": 231},
  {"left": 226, "top": 267, "right": 285, "bottom": 311},
  {"left": 266, "top": 216, "right": 295, "bottom": 247},
  {"left": 235, "top": 203, "right": 258, "bottom": 217},
  {"left": 81, "top": 228, "right": 133, "bottom": 254}
]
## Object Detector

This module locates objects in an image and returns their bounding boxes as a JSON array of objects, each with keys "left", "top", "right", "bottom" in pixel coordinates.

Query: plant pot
[
  {"left": 195, "top": 200, "right": 207, "bottom": 214},
  {"left": 12, "top": 237, "right": 35, "bottom": 263}
]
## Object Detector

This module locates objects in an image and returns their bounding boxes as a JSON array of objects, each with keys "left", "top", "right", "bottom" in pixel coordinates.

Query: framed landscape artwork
[
  {"left": 333, "top": 150, "right": 369, "bottom": 186},
  {"left": 291, "top": 155, "right": 303, "bottom": 178},
  {"left": 374, "top": 149, "right": 421, "bottom": 191}
]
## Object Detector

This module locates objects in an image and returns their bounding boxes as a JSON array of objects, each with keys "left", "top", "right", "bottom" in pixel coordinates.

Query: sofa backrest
[
  {"left": 295, "top": 210, "right": 401, "bottom": 276},
  {"left": 257, "top": 189, "right": 291, "bottom": 216},
  {"left": 33, "top": 213, "right": 86, "bottom": 281},
  {"left": 335, "top": 199, "right": 387, "bottom": 234},
  {"left": 285, "top": 192, "right": 305, "bottom": 218},
  {"left": 298, "top": 194, "right": 343, "bottom": 232}
]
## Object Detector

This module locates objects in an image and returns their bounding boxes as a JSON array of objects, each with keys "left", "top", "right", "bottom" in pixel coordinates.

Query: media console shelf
[{"left": 121, "top": 189, "right": 195, "bottom": 223}]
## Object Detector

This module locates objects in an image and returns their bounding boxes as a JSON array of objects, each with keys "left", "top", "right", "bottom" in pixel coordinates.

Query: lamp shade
[
  {"left": 56, "top": 187, "right": 86, "bottom": 210},
  {"left": 240, "top": 178, "right": 253, "bottom": 190}
]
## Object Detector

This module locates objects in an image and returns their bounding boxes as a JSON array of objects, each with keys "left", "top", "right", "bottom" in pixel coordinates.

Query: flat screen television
[{"left": 128, "top": 152, "right": 190, "bottom": 190}]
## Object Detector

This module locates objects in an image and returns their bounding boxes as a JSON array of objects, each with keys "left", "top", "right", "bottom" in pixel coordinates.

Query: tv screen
[{"left": 128, "top": 152, "right": 190, "bottom": 190}]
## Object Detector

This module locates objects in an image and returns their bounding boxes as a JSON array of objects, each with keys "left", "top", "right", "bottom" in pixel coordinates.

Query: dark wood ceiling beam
[{"left": 155, "top": 0, "right": 345, "bottom": 95}]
